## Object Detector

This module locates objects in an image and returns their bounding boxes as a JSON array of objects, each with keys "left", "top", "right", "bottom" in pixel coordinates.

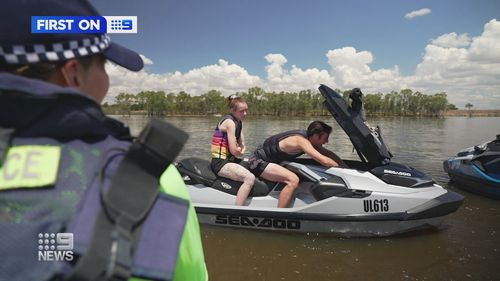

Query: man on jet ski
[{"left": 244, "top": 121, "right": 347, "bottom": 208}]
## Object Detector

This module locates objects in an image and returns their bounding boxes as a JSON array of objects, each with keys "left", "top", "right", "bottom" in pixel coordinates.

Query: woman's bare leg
[{"left": 218, "top": 163, "right": 255, "bottom": 206}]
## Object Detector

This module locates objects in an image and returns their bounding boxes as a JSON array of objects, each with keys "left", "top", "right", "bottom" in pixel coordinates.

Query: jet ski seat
[
  {"left": 177, "top": 157, "right": 217, "bottom": 186},
  {"left": 177, "top": 157, "right": 274, "bottom": 197},
  {"left": 472, "top": 137, "right": 500, "bottom": 174}
]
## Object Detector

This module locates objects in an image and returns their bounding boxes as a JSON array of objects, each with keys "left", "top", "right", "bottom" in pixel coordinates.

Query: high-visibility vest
[{"left": 0, "top": 73, "right": 207, "bottom": 281}]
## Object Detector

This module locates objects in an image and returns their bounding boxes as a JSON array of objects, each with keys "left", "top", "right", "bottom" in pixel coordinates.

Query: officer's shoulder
[{"left": 159, "top": 165, "right": 190, "bottom": 200}]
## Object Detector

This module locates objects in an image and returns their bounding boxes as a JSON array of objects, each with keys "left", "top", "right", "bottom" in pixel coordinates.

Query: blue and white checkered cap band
[{"left": 0, "top": 34, "right": 111, "bottom": 65}]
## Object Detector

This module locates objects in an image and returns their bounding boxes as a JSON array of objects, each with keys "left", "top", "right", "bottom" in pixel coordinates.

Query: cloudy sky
[{"left": 91, "top": 0, "right": 500, "bottom": 109}]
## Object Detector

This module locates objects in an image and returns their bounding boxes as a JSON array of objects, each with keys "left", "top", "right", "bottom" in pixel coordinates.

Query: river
[{"left": 114, "top": 115, "right": 500, "bottom": 281}]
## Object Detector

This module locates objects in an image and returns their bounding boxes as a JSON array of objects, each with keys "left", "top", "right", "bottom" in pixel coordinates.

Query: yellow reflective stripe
[{"left": 0, "top": 145, "right": 61, "bottom": 190}]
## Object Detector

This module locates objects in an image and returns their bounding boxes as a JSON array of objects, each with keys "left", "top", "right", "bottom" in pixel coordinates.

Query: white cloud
[
  {"left": 430, "top": 32, "right": 471, "bottom": 48},
  {"left": 326, "top": 47, "right": 401, "bottom": 93},
  {"left": 105, "top": 19, "right": 500, "bottom": 109},
  {"left": 140, "top": 54, "right": 154, "bottom": 65},
  {"left": 412, "top": 19, "right": 500, "bottom": 108},
  {"left": 263, "top": 53, "right": 334, "bottom": 91},
  {"left": 264, "top": 53, "right": 288, "bottom": 81},
  {"left": 468, "top": 19, "right": 500, "bottom": 63},
  {"left": 326, "top": 47, "right": 373, "bottom": 86},
  {"left": 104, "top": 58, "right": 262, "bottom": 103},
  {"left": 404, "top": 8, "right": 431, "bottom": 19}
]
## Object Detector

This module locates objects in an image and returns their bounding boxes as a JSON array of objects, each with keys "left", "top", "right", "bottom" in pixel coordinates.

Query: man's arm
[
  {"left": 298, "top": 138, "right": 339, "bottom": 167},
  {"left": 315, "top": 145, "right": 348, "bottom": 168}
]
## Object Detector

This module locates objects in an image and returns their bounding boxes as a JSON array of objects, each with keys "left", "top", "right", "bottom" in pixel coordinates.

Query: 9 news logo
[
  {"left": 105, "top": 16, "right": 137, "bottom": 33},
  {"left": 31, "top": 16, "right": 137, "bottom": 34},
  {"left": 38, "top": 232, "right": 74, "bottom": 262}
]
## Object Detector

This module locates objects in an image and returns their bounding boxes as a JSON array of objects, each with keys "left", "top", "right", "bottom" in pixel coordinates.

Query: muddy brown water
[{"left": 115, "top": 115, "right": 500, "bottom": 281}]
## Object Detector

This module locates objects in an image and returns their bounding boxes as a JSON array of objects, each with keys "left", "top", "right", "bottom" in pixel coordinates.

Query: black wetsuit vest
[{"left": 255, "top": 129, "right": 308, "bottom": 163}]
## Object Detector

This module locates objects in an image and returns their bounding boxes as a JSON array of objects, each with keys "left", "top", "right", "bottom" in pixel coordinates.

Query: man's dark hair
[{"left": 306, "top": 120, "right": 332, "bottom": 137}]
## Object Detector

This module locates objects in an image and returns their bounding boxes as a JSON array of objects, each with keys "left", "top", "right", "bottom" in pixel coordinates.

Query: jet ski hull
[
  {"left": 196, "top": 210, "right": 446, "bottom": 236},
  {"left": 184, "top": 176, "right": 463, "bottom": 236},
  {"left": 444, "top": 157, "right": 500, "bottom": 199}
]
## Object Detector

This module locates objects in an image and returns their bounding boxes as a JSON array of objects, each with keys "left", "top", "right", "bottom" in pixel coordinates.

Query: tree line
[{"left": 102, "top": 87, "right": 453, "bottom": 117}]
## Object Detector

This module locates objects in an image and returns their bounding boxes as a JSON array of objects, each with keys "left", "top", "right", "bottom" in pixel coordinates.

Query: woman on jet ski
[
  {"left": 245, "top": 121, "right": 346, "bottom": 208},
  {"left": 210, "top": 96, "right": 255, "bottom": 205}
]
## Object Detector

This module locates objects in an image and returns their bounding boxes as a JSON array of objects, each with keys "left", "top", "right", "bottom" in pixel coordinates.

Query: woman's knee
[{"left": 243, "top": 171, "right": 255, "bottom": 185}]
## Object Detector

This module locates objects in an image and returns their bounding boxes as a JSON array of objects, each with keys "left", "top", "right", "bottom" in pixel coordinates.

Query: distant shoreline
[
  {"left": 106, "top": 109, "right": 500, "bottom": 117},
  {"left": 443, "top": 109, "right": 500, "bottom": 117}
]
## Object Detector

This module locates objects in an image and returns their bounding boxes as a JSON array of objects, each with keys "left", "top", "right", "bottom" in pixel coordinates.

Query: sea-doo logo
[
  {"left": 384, "top": 169, "right": 411, "bottom": 177},
  {"left": 215, "top": 215, "right": 301, "bottom": 230},
  {"left": 363, "top": 199, "right": 389, "bottom": 213},
  {"left": 221, "top": 182, "right": 232, "bottom": 190}
]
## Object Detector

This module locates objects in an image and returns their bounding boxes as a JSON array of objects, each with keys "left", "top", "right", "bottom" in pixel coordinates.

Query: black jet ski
[
  {"left": 177, "top": 85, "right": 463, "bottom": 236},
  {"left": 444, "top": 135, "right": 500, "bottom": 199}
]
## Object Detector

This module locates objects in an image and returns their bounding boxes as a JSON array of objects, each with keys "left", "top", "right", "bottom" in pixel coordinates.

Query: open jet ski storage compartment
[{"left": 318, "top": 85, "right": 392, "bottom": 167}]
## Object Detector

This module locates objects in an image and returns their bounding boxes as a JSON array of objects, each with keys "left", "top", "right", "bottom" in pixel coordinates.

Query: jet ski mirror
[{"left": 349, "top": 88, "right": 363, "bottom": 114}]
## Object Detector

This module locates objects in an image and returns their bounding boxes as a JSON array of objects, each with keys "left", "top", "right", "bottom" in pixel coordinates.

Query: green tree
[
  {"left": 176, "top": 91, "right": 191, "bottom": 114},
  {"left": 136, "top": 91, "right": 168, "bottom": 116},
  {"left": 244, "top": 87, "right": 266, "bottom": 115},
  {"left": 115, "top": 93, "right": 135, "bottom": 116},
  {"left": 188, "top": 95, "right": 205, "bottom": 115},
  {"left": 447, "top": 103, "right": 458, "bottom": 110},
  {"left": 166, "top": 92, "right": 176, "bottom": 114},
  {"left": 400, "top": 89, "right": 413, "bottom": 116},
  {"left": 465, "top": 103, "right": 474, "bottom": 117},
  {"left": 364, "top": 93, "right": 382, "bottom": 114},
  {"left": 202, "top": 90, "right": 225, "bottom": 114}
]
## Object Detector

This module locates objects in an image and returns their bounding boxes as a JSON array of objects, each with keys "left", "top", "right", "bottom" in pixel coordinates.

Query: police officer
[{"left": 0, "top": 1, "right": 207, "bottom": 280}]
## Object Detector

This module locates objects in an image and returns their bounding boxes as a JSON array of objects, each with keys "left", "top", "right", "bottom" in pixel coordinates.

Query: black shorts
[
  {"left": 240, "top": 156, "right": 269, "bottom": 177},
  {"left": 211, "top": 158, "right": 242, "bottom": 175}
]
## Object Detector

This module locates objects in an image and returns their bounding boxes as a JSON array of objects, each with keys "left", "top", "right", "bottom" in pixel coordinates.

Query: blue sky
[{"left": 91, "top": 0, "right": 500, "bottom": 108}]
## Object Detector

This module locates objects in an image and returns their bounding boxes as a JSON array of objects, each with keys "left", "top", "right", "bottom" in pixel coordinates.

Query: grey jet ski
[{"left": 177, "top": 85, "right": 464, "bottom": 236}]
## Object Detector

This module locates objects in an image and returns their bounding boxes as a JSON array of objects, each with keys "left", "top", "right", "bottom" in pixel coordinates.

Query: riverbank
[
  {"left": 105, "top": 109, "right": 500, "bottom": 117},
  {"left": 444, "top": 109, "right": 500, "bottom": 117}
]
